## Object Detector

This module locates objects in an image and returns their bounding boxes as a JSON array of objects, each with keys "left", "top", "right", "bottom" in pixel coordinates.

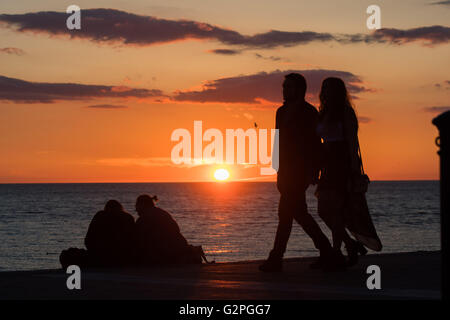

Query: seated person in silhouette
[
  {"left": 134, "top": 194, "right": 196, "bottom": 265},
  {"left": 84, "top": 200, "right": 135, "bottom": 267}
]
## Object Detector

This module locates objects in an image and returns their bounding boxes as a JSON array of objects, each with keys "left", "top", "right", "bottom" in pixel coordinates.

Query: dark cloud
[
  {"left": 0, "top": 9, "right": 332, "bottom": 49},
  {"left": 9, "top": 9, "right": 447, "bottom": 49},
  {"left": 209, "top": 50, "right": 286, "bottom": 62},
  {"left": 254, "top": 53, "right": 282, "bottom": 61},
  {"left": 173, "top": 69, "right": 370, "bottom": 104},
  {"left": 429, "top": 1, "right": 450, "bottom": 6},
  {"left": 366, "top": 25, "right": 450, "bottom": 45},
  {"left": 334, "top": 26, "right": 450, "bottom": 46},
  {"left": 86, "top": 104, "right": 128, "bottom": 109},
  {"left": 240, "top": 30, "right": 334, "bottom": 48},
  {"left": 0, "top": 47, "right": 25, "bottom": 55},
  {"left": 423, "top": 106, "right": 450, "bottom": 113},
  {"left": 0, "top": 9, "right": 448, "bottom": 48},
  {"left": 0, "top": 75, "right": 164, "bottom": 103},
  {"left": 0, "top": 9, "right": 235, "bottom": 45},
  {"left": 209, "top": 49, "right": 241, "bottom": 55}
]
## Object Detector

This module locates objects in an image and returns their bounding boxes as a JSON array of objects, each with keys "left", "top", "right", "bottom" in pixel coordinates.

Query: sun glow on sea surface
[{"left": 214, "top": 168, "right": 230, "bottom": 181}]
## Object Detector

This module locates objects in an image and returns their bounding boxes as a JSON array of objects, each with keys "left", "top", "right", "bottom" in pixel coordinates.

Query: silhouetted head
[
  {"left": 135, "top": 194, "right": 158, "bottom": 216},
  {"left": 319, "top": 77, "right": 356, "bottom": 123},
  {"left": 283, "top": 73, "right": 306, "bottom": 103},
  {"left": 104, "top": 200, "right": 124, "bottom": 214}
]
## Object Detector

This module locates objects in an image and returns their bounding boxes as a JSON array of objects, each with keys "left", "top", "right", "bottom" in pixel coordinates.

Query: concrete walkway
[{"left": 0, "top": 251, "right": 441, "bottom": 300}]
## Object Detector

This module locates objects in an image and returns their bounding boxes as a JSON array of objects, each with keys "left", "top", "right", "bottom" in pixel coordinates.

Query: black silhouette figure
[
  {"left": 259, "top": 73, "right": 344, "bottom": 272},
  {"left": 84, "top": 199, "right": 135, "bottom": 267},
  {"left": 316, "top": 77, "right": 381, "bottom": 266},
  {"left": 134, "top": 194, "right": 204, "bottom": 265}
]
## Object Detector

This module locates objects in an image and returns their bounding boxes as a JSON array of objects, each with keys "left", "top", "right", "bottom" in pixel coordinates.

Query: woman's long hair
[{"left": 319, "top": 77, "right": 357, "bottom": 128}]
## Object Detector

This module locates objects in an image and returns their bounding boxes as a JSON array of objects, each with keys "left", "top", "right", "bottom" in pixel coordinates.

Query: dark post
[{"left": 432, "top": 110, "right": 449, "bottom": 300}]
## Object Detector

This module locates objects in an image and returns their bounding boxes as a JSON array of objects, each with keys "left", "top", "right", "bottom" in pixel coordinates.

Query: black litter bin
[{"left": 432, "top": 110, "right": 449, "bottom": 300}]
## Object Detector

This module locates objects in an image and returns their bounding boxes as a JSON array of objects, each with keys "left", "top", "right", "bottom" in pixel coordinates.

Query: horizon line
[{"left": 0, "top": 179, "right": 440, "bottom": 185}]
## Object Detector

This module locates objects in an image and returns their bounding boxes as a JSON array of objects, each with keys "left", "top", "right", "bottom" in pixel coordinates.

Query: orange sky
[{"left": 0, "top": 0, "right": 449, "bottom": 182}]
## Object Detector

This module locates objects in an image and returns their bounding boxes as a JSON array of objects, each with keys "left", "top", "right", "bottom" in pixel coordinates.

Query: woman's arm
[{"left": 343, "top": 107, "right": 361, "bottom": 175}]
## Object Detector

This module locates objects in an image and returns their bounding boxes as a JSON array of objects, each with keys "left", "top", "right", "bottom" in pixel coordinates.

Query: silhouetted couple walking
[{"left": 259, "top": 73, "right": 381, "bottom": 272}]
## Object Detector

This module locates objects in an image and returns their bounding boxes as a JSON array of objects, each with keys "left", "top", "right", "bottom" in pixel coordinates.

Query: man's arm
[
  {"left": 272, "top": 107, "right": 283, "bottom": 175},
  {"left": 310, "top": 110, "right": 321, "bottom": 185}
]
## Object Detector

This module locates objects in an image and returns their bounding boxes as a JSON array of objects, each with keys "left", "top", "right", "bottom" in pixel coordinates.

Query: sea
[{"left": 0, "top": 181, "right": 440, "bottom": 271}]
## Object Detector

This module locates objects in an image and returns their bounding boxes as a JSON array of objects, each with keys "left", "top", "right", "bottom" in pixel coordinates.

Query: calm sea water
[{"left": 0, "top": 181, "right": 440, "bottom": 271}]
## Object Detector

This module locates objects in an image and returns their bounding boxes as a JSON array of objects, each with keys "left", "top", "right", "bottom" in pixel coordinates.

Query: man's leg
[
  {"left": 259, "top": 194, "right": 293, "bottom": 272},
  {"left": 269, "top": 194, "right": 294, "bottom": 260},
  {"left": 293, "top": 189, "right": 331, "bottom": 252}
]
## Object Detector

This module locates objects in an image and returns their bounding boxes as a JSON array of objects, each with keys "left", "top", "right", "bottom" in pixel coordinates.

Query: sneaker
[{"left": 259, "top": 258, "right": 283, "bottom": 272}]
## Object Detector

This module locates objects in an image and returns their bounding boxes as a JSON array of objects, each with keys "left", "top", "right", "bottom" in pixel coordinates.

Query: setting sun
[{"left": 214, "top": 168, "right": 230, "bottom": 181}]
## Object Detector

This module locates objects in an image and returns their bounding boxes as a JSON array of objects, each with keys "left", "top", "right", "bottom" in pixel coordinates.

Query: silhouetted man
[
  {"left": 84, "top": 200, "right": 135, "bottom": 267},
  {"left": 259, "top": 73, "right": 339, "bottom": 272}
]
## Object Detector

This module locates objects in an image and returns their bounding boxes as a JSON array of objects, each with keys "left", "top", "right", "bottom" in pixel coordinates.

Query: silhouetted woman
[
  {"left": 85, "top": 200, "right": 135, "bottom": 267},
  {"left": 316, "top": 77, "right": 380, "bottom": 267}
]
